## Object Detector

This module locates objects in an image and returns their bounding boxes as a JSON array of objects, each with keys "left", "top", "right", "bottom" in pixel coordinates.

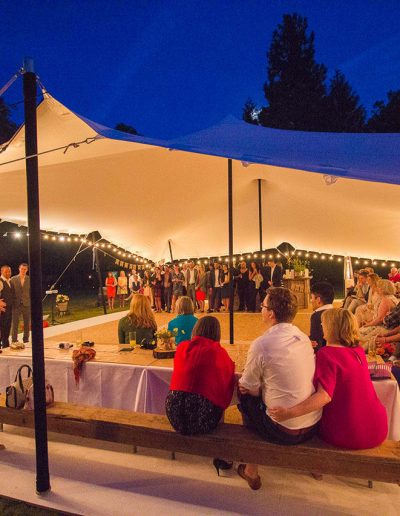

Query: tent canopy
[{"left": 1, "top": 94, "right": 399, "bottom": 261}]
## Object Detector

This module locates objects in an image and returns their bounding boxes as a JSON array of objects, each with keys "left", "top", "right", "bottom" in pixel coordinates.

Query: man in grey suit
[{"left": 11, "top": 263, "right": 30, "bottom": 348}]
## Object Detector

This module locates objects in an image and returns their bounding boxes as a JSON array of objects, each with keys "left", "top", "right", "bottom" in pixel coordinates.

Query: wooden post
[
  {"left": 228, "top": 159, "right": 234, "bottom": 344},
  {"left": 23, "top": 57, "right": 51, "bottom": 494},
  {"left": 258, "top": 179, "right": 263, "bottom": 251}
]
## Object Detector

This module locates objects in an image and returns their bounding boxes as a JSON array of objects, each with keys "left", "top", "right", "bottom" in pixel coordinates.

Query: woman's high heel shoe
[{"left": 213, "top": 458, "right": 233, "bottom": 476}]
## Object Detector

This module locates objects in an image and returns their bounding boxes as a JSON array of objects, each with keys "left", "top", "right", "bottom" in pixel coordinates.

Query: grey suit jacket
[{"left": 10, "top": 275, "right": 30, "bottom": 307}]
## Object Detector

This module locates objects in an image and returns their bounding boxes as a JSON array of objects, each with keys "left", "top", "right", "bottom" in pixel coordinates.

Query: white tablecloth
[{"left": 0, "top": 356, "right": 399, "bottom": 440}]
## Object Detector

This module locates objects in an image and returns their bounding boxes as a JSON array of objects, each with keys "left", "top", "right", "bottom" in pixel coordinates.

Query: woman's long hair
[{"left": 128, "top": 294, "right": 157, "bottom": 329}]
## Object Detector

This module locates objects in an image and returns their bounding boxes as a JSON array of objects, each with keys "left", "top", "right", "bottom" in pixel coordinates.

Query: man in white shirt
[
  {"left": 185, "top": 261, "right": 198, "bottom": 311},
  {"left": 237, "top": 287, "right": 321, "bottom": 490}
]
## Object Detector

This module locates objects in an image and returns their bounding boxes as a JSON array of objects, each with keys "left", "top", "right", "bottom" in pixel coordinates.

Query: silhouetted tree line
[{"left": 243, "top": 13, "right": 400, "bottom": 133}]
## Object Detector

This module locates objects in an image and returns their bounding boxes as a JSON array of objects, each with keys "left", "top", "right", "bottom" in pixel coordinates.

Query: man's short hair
[
  {"left": 19, "top": 263, "right": 28, "bottom": 268},
  {"left": 266, "top": 287, "right": 298, "bottom": 323},
  {"left": 1, "top": 265, "right": 10, "bottom": 272},
  {"left": 358, "top": 270, "right": 368, "bottom": 278},
  {"left": 310, "top": 282, "right": 335, "bottom": 305}
]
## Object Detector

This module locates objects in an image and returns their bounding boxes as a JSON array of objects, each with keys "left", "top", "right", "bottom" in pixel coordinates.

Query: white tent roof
[{"left": 1, "top": 94, "right": 399, "bottom": 261}]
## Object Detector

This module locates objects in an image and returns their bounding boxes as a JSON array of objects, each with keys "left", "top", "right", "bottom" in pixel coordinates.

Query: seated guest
[
  {"left": 167, "top": 296, "right": 198, "bottom": 345},
  {"left": 118, "top": 294, "right": 157, "bottom": 344},
  {"left": 359, "top": 279, "right": 399, "bottom": 351},
  {"left": 355, "top": 273, "right": 380, "bottom": 326},
  {"left": 388, "top": 267, "right": 400, "bottom": 283},
  {"left": 237, "top": 287, "right": 321, "bottom": 490},
  {"left": 309, "top": 282, "right": 334, "bottom": 351},
  {"left": 343, "top": 270, "right": 369, "bottom": 313},
  {"left": 270, "top": 309, "right": 388, "bottom": 450},
  {"left": 165, "top": 316, "right": 235, "bottom": 436}
]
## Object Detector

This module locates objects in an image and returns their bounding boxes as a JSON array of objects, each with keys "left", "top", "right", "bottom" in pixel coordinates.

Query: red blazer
[{"left": 170, "top": 336, "right": 235, "bottom": 409}]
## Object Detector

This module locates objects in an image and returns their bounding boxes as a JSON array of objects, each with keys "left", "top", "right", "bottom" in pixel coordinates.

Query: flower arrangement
[
  {"left": 155, "top": 327, "right": 178, "bottom": 340},
  {"left": 292, "top": 258, "right": 310, "bottom": 274},
  {"left": 56, "top": 294, "right": 69, "bottom": 304},
  {"left": 375, "top": 342, "right": 395, "bottom": 361}
]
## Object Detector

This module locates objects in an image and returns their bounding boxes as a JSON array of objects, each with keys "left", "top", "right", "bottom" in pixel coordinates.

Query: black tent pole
[
  {"left": 94, "top": 247, "right": 107, "bottom": 314},
  {"left": 23, "top": 58, "right": 51, "bottom": 494},
  {"left": 258, "top": 179, "right": 263, "bottom": 251},
  {"left": 228, "top": 159, "right": 234, "bottom": 344},
  {"left": 168, "top": 239, "right": 174, "bottom": 262}
]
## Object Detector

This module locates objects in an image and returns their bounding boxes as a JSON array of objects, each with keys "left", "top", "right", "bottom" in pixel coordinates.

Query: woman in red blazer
[{"left": 166, "top": 316, "right": 235, "bottom": 436}]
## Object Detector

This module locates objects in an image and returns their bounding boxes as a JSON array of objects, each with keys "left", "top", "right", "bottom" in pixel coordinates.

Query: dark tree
[
  {"left": 323, "top": 70, "right": 365, "bottom": 132},
  {"left": 367, "top": 90, "right": 400, "bottom": 132},
  {"left": 115, "top": 122, "right": 139, "bottom": 135},
  {"left": 242, "top": 98, "right": 259, "bottom": 125},
  {"left": 259, "top": 13, "right": 327, "bottom": 131},
  {"left": 0, "top": 97, "right": 18, "bottom": 144}
]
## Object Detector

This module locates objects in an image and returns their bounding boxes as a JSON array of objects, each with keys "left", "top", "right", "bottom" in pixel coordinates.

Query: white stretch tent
[{"left": 1, "top": 93, "right": 400, "bottom": 261}]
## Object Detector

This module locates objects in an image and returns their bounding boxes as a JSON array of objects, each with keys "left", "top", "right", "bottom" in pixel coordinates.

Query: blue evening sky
[{"left": 2, "top": 1, "right": 400, "bottom": 138}]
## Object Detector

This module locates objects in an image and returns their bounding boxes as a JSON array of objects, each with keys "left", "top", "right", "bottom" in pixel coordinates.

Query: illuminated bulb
[
  {"left": 88, "top": 242, "right": 93, "bottom": 246},
  {"left": 14, "top": 232, "right": 21, "bottom": 239},
  {"left": 329, "top": 256, "right": 333, "bottom": 260},
  {"left": 291, "top": 251, "right": 295, "bottom": 256},
  {"left": 305, "top": 253, "right": 309, "bottom": 258},
  {"left": 52, "top": 236, "right": 56, "bottom": 241},
  {"left": 382, "top": 262, "right": 387, "bottom": 266},
  {"left": 297, "top": 252, "right": 302, "bottom": 256},
  {"left": 59, "top": 236, "right": 65, "bottom": 242},
  {"left": 276, "top": 254, "right": 280, "bottom": 259},
  {"left": 107, "top": 244, "right": 111, "bottom": 248},
  {"left": 321, "top": 255, "right": 326, "bottom": 260},
  {"left": 262, "top": 254, "right": 265, "bottom": 259},
  {"left": 128, "top": 253, "right": 131, "bottom": 257},
  {"left": 204, "top": 260, "right": 208, "bottom": 264},
  {"left": 313, "top": 254, "right": 318, "bottom": 259},
  {"left": 355, "top": 260, "right": 359, "bottom": 264},
  {"left": 101, "top": 243, "right": 105, "bottom": 248},
  {"left": 122, "top": 253, "right": 126, "bottom": 257},
  {"left": 284, "top": 252, "right": 289, "bottom": 257},
  {"left": 391, "top": 263, "right": 396, "bottom": 267},
  {"left": 372, "top": 261, "right": 376, "bottom": 265},
  {"left": 67, "top": 237, "right": 71, "bottom": 242},
  {"left": 232, "top": 257, "right": 236, "bottom": 262},
  {"left": 247, "top": 254, "right": 251, "bottom": 259},
  {"left": 218, "top": 257, "right": 222, "bottom": 262},
  {"left": 197, "top": 260, "right": 200, "bottom": 265},
  {"left": 118, "top": 251, "right": 121, "bottom": 255},
  {"left": 338, "top": 257, "right": 342, "bottom": 262},
  {"left": 225, "top": 258, "right": 229, "bottom": 262},
  {"left": 74, "top": 237, "right": 79, "bottom": 242},
  {"left": 239, "top": 256, "right": 243, "bottom": 261},
  {"left": 113, "top": 248, "right": 117, "bottom": 252},
  {"left": 95, "top": 243, "right": 99, "bottom": 247},
  {"left": 269, "top": 254, "right": 273, "bottom": 259},
  {"left": 44, "top": 235, "right": 49, "bottom": 240},
  {"left": 253, "top": 254, "right": 258, "bottom": 258},
  {"left": 364, "top": 261, "right": 369, "bottom": 265},
  {"left": 80, "top": 238, "right": 85, "bottom": 242}
]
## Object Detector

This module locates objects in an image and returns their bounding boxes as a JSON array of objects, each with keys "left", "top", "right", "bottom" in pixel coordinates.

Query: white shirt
[
  {"left": 214, "top": 270, "right": 220, "bottom": 287},
  {"left": 239, "top": 323, "right": 322, "bottom": 429},
  {"left": 315, "top": 303, "right": 333, "bottom": 313},
  {"left": 189, "top": 269, "right": 195, "bottom": 285},
  {"left": 0, "top": 275, "right": 10, "bottom": 287},
  {"left": 270, "top": 265, "right": 276, "bottom": 281}
]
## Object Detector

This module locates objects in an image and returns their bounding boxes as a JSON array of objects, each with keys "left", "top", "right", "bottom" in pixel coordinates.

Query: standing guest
[
  {"left": 235, "top": 260, "right": 249, "bottom": 311},
  {"left": 206, "top": 263, "right": 213, "bottom": 313},
  {"left": 11, "top": 263, "right": 31, "bottom": 348},
  {"left": 309, "top": 282, "right": 335, "bottom": 351},
  {"left": 181, "top": 263, "right": 188, "bottom": 296},
  {"left": 152, "top": 267, "right": 163, "bottom": 312},
  {"left": 221, "top": 263, "right": 231, "bottom": 312},
  {"left": 237, "top": 287, "right": 320, "bottom": 490},
  {"left": 248, "top": 262, "right": 262, "bottom": 312},
  {"left": 266, "top": 258, "right": 283, "bottom": 289},
  {"left": 117, "top": 271, "right": 128, "bottom": 308},
  {"left": 166, "top": 316, "right": 235, "bottom": 435},
  {"left": 105, "top": 272, "right": 117, "bottom": 310},
  {"left": 355, "top": 273, "right": 380, "bottom": 326},
  {"left": 143, "top": 270, "right": 153, "bottom": 307},
  {"left": 171, "top": 264, "right": 184, "bottom": 313},
  {"left": 129, "top": 271, "right": 141, "bottom": 295},
  {"left": 270, "top": 309, "right": 387, "bottom": 450},
  {"left": 118, "top": 294, "right": 157, "bottom": 344},
  {"left": 0, "top": 265, "right": 14, "bottom": 348},
  {"left": 163, "top": 265, "right": 173, "bottom": 312},
  {"left": 168, "top": 296, "right": 198, "bottom": 345},
  {"left": 185, "top": 261, "right": 198, "bottom": 311},
  {"left": 209, "top": 262, "right": 223, "bottom": 312},
  {"left": 196, "top": 264, "right": 207, "bottom": 313}
]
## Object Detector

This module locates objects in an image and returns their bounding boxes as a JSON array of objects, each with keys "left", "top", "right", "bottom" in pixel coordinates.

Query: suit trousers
[
  {"left": 0, "top": 310, "right": 12, "bottom": 347},
  {"left": 187, "top": 284, "right": 197, "bottom": 310},
  {"left": 164, "top": 286, "right": 172, "bottom": 312},
  {"left": 210, "top": 287, "right": 222, "bottom": 311},
  {"left": 12, "top": 304, "right": 30, "bottom": 342}
]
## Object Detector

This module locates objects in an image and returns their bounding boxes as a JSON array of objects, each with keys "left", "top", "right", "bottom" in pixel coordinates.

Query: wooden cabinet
[{"left": 282, "top": 277, "right": 311, "bottom": 309}]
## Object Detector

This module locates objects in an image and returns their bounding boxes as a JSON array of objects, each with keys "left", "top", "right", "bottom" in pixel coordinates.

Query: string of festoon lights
[{"left": 2, "top": 230, "right": 398, "bottom": 270}]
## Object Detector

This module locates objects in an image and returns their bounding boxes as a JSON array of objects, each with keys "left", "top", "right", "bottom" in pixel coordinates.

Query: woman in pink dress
[{"left": 270, "top": 308, "right": 387, "bottom": 449}]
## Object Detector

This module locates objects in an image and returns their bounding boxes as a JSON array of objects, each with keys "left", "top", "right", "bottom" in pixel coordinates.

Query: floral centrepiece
[
  {"left": 56, "top": 294, "right": 70, "bottom": 304},
  {"left": 155, "top": 327, "right": 178, "bottom": 351},
  {"left": 375, "top": 343, "right": 396, "bottom": 361}
]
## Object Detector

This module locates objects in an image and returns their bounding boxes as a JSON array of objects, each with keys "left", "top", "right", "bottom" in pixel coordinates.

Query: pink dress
[{"left": 314, "top": 346, "right": 387, "bottom": 449}]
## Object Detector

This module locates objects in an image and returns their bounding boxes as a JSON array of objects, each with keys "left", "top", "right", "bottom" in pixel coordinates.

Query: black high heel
[{"left": 213, "top": 458, "right": 233, "bottom": 476}]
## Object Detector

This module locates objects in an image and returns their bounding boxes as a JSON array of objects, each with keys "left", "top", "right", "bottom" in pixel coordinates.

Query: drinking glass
[{"left": 129, "top": 331, "right": 136, "bottom": 347}]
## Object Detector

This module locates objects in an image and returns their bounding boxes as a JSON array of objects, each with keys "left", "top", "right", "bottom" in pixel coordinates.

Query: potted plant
[
  {"left": 56, "top": 294, "right": 70, "bottom": 315},
  {"left": 292, "top": 258, "right": 310, "bottom": 277}
]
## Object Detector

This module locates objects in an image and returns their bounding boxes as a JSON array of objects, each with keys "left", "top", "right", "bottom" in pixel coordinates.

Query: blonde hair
[
  {"left": 321, "top": 308, "right": 359, "bottom": 348},
  {"left": 128, "top": 294, "right": 157, "bottom": 329},
  {"left": 367, "top": 273, "right": 379, "bottom": 289},
  {"left": 176, "top": 296, "right": 194, "bottom": 315},
  {"left": 377, "top": 279, "right": 396, "bottom": 296}
]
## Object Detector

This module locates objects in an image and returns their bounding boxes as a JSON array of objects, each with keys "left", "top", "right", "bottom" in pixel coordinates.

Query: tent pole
[
  {"left": 23, "top": 58, "right": 51, "bottom": 494},
  {"left": 228, "top": 159, "right": 234, "bottom": 344},
  {"left": 258, "top": 179, "right": 263, "bottom": 251},
  {"left": 168, "top": 239, "right": 174, "bottom": 262},
  {"left": 94, "top": 247, "right": 107, "bottom": 314}
]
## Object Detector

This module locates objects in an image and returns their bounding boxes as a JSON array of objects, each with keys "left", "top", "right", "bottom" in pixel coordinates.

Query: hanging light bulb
[
  {"left": 305, "top": 253, "right": 309, "bottom": 258},
  {"left": 52, "top": 236, "right": 56, "bottom": 241},
  {"left": 329, "top": 256, "right": 334, "bottom": 260},
  {"left": 44, "top": 234, "right": 49, "bottom": 240},
  {"left": 321, "top": 255, "right": 326, "bottom": 260},
  {"left": 313, "top": 254, "right": 318, "bottom": 259}
]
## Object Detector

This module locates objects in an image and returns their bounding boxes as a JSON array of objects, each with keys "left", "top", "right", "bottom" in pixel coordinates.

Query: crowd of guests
[
  {"left": 107, "top": 258, "right": 283, "bottom": 314},
  {"left": 0, "top": 263, "right": 31, "bottom": 350},
  {"left": 116, "top": 281, "right": 393, "bottom": 490}
]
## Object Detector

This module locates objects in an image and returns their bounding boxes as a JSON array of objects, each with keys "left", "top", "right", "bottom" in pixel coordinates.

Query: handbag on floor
[{"left": 5, "top": 364, "right": 33, "bottom": 409}]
